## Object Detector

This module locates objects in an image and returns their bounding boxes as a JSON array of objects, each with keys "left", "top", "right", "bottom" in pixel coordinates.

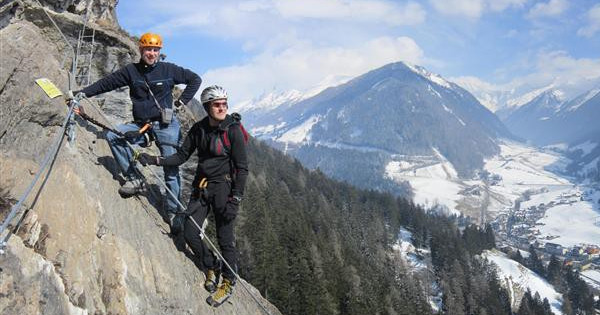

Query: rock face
[{"left": 0, "top": 2, "right": 281, "bottom": 315}]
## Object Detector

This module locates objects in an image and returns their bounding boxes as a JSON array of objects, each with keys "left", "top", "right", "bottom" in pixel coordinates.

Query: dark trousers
[{"left": 184, "top": 181, "right": 237, "bottom": 281}]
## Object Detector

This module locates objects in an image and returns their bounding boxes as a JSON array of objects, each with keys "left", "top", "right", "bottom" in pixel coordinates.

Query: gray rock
[{"left": 0, "top": 3, "right": 281, "bottom": 315}]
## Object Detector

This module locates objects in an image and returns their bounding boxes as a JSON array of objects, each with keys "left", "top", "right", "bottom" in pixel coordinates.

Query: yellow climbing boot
[
  {"left": 206, "top": 278, "right": 234, "bottom": 307},
  {"left": 204, "top": 269, "right": 220, "bottom": 293}
]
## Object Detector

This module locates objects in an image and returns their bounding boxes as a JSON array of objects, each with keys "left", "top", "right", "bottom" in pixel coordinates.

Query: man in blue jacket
[{"left": 78, "top": 32, "right": 201, "bottom": 219}]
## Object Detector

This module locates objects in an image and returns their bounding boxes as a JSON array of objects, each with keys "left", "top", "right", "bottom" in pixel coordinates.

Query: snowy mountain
[
  {"left": 232, "top": 74, "right": 352, "bottom": 127},
  {"left": 495, "top": 84, "right": 560, "bottom": 120},
  {"left": 503, "top": 88, "right": 565, "bottom": 142},
  {"left": 243, "top": 61, "right": 513, "bottom": 195},
  {"left": 502, "top": 87, "right": 600, "bottom": 146}
]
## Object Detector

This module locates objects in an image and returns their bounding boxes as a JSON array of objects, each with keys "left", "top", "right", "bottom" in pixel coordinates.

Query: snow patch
[
  {"left": 277, "top": 115, "right": 320, "bottom": 144},
  {"left": 385, "top": 150, "right": 462, "bottom": 215},
  {"left": 581, "top": 270, "right": 600, "bottom": 290},
  {"left": 565, "top": 88, "right": 600, "bottom": 112},
  {"left": 484, "top": 250, "right": 563, "bottom": 315},
  {"left": 405, "top": 62, "right": 452, "bottom": 89},
  {"left": 506, "top": 84, "right": 555, "bottom": 108}
]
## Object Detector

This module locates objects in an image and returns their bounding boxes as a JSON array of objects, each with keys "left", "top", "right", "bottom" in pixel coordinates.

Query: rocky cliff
[{"left": 0, "top": 1, "right": 281, "bottom": 314}]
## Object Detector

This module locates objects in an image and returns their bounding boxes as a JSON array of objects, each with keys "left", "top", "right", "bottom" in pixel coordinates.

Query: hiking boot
[
  {"left": 206, "top": 278, "right": 234, "bottom": 307},
  {"left": 118, "top": 179, "right": 144, "bottom": 197},
  {"left": 204, "top": 269, "right": 220, "bottom": 293}
]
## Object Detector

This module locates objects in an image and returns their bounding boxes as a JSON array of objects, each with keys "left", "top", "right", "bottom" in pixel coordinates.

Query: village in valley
[{"left": 491, "top": 183, "right": 600, "bottom": 288}]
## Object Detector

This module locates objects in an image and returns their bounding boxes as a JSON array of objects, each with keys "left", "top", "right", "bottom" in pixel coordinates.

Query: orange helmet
[{"left": 139, "top": 33, "right": 162, "bottom": 48}]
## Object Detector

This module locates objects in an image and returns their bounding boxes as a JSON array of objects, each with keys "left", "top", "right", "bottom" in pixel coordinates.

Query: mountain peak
[{"left": 403, "top": 62, "right": 453, "bottom": 89}]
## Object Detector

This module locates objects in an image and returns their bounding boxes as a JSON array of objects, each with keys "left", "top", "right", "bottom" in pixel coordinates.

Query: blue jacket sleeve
[
  {"left": 80, "top": 65, "right": 131, "bottom": 97},
  {"left": 169, "top": 63, "right": 202, "bottom": 104}
]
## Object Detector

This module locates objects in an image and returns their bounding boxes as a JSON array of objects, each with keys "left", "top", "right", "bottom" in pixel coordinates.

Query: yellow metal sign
[{"left": 35, "top": 78, "right": 63, "bottom": 98}]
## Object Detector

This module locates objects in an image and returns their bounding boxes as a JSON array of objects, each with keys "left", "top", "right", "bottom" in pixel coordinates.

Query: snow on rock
[
  {"left": 251, "top": 122, "right": 287, "bottom": 137},
  {"left": 405, "top": 62, "right": 452, "bottom": 89},
  {"left": 564, "top": 88, "right": 600, "bottom": 112},
  {"left": 277, "top": 115, "right": 320, "bottom": 144},
  {"left": 505, "top": 84, "right": 556, "bottom": 108},
  {"left": 392, "top": 228, "right": 427, "bottom": 270},
  {"left": 234, "top": 89, "right": 305, "bottom": 113},
  {"left": 484, "top": 250, "right": 563, "bottom": 315}
]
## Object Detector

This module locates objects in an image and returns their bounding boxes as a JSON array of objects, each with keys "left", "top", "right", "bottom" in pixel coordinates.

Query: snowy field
[
  {"left": 581, "top": 270, "right": 600, "bottom": 290},
  {"left": 484, "top": 250, "right": 563, "bottom": 314},
  {"left": 385, "top": 151, "right": 462, "bottom": 215},
  {"left": 386, "top": 139, "right": 600, "bottom": 248},
  {"left": 538, "top": 201, "right": 600, "bottom": 247}
]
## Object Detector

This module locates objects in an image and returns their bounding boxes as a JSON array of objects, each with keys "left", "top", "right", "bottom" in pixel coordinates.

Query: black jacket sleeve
[
  {"left": 170, "top": 63, "right": 202, "bottom": 104},
  {"left": 160, "top": 123, "right": 200, "bottom": 166},
  {"left": 80, "top": 65, "right": 130, "bottom": 97},
  {"left": 229, "top": 125, "right": 248, "bottom": 197}
]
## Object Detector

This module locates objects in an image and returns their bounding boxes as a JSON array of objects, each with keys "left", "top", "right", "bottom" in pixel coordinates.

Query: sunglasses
[{"left": 212, "top": 101, "right": 228, "bottom": 109}]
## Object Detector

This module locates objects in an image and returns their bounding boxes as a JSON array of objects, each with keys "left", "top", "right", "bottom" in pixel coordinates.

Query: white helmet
[{"left": 200, "top": 85, "right": 228, "bottom": 105}]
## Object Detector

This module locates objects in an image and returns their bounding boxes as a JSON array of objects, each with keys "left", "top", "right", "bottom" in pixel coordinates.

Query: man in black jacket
[
  {"left": 77, "top": 33, "right": 201, "bottom": 218},
  {"left": 138, "top": 85, "right": 248, "bottom": 307}
]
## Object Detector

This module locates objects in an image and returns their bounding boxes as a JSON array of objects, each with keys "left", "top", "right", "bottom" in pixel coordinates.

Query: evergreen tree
[
  {"left": 561, "top": 293, "right": 574, "bottom": 315},
  {"left": 527, "top": 245, "right": 545, "bottom": 276},
  {"left": 545, "top": 254, "right": 561, "bottom": 286},
  {"left": 510, "top": 249, "right": 524, "bottom": 264}
]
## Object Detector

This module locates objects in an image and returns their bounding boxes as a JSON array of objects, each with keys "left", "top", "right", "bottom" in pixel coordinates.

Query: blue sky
[{"left": 116, "top": 0, "right": 600, "bottom": 105}]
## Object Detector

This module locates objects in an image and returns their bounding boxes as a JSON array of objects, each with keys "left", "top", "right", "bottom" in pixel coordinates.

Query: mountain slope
[
  {"left": 502, "top": 87, "right": 600, "bottom": 146},
  {"left": 247, "top": 62, "right": 513, "bottom": 195},
  {"left": 503, "top": 89, "right": 565, "bottom": 143}
]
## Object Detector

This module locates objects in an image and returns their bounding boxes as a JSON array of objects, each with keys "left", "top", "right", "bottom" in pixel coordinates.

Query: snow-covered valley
[{"left": 385, "top": 140, "right": 600, "bottom": 252}]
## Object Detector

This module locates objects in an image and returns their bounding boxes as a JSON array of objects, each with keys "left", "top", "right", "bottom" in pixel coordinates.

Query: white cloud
[
  {"left": 203, "top": 36, "right": 425, "bottom": 104},
  {"left": 429, "top": 0, "right": 525, "bottom": 18},
  {"left": 488, "top": 0, "right": 527, "bottom": 12},
  {"left": 532, "top": 51, "right": 600, "bottom": 84},
  {"left": 147, "top": 0, "right": 424, "bottom": 38},
  {"left": 273, "top": 0, "right": 426, "bottom": 25},
  {"left": 577, "top": 4, "right": 600, "bottom": 37},
  {"left": 430, "top": 0, "right": 484, "bottom": 18},
  {"left": 452, "top": 76, "right": 504, "bottom": 92},
  {"left": 527, "top": 0, "right": 569, "bottom": 18}
]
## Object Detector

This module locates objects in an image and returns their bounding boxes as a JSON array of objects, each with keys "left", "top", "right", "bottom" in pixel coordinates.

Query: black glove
[
  {"left": 138, "top": 152, "right": 160, "bottom": 166},
  {"left": 174, "top": 99, "right": 185, "bottom": 108},
  {"left": 123, "top": 130, "right": 141, "bottom": 140},
  {"left": 223, "top": 196, "right": 241, "bottom": 222}
]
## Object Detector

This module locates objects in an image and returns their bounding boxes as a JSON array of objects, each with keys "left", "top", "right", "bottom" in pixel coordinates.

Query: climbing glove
[
  {"left": 138, "top": 153, "right": 160, "bottom": 166},
  {"left": 123, "top": 130, "right": 141, "bottom": 140},
  {"left": 223, "top": 196, "right": 241, "bottom": 222}
]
